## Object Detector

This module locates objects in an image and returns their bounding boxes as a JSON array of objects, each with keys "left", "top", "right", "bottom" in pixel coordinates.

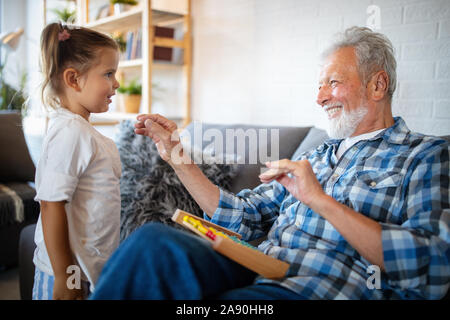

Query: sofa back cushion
[
  {"left": 182, "top": 122, "right": 311, "bottom": 193},
  {"left": 0, "top": 112, "right": 35, "bottom": 183},
  {"left": 291, "top": 127, "right": 329, "bottom": 160}
]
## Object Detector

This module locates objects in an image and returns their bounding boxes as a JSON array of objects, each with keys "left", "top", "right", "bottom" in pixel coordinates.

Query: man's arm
[
  {"left": 172, "top": 162, "right": 220, "bottom": 217},
  {"left": 313, "top": 194, "right": 385, "bottom": 270},
  {"left": 134, "top": 114, "right": 285, "bottom": 239}
]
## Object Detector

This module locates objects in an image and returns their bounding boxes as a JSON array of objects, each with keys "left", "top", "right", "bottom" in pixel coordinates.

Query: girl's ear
[{"left": 62, "top": 68, "right": 82, "bottom": 92}]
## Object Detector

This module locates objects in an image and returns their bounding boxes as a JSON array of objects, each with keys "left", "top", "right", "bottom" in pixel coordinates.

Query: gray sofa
[
  {"left": 18, "top": 122, "right": 319, "bottom": 299},
  {"left": 18, "top": 121, "right": 450, "bottom": 299}
]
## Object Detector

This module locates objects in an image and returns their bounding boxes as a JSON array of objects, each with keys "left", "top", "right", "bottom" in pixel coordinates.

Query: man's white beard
[{"left": 327, "top": 105, "right": 368, "bottom": 139}]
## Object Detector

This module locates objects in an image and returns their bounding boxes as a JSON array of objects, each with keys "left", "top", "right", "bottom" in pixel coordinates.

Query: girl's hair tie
[{"left": 58, "top": 29, "right": 71, "bottom": 41}]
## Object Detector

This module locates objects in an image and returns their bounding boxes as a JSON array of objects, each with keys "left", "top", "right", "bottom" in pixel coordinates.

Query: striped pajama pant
[
  {"left": 32, "top": 268, "right": 54, "bottom": 300},
  {"left": 32, "top": 267, "right": 90, "bottom": 300}
]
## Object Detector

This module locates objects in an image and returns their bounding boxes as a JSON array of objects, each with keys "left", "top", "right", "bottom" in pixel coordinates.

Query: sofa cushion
[
  {"left": 182, "top": 122, "right": 312, "bottom": 193},
  {"left": 291, "top": 127, "right": 329, "bottom": 160},
  {"left": 0, "top": 111, "right": 36, "bottom": 183}
]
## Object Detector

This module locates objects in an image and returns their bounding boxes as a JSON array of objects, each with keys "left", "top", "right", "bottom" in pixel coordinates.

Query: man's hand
[
  {"left": 134, "top": 114, "right": 190, "bottom": 167},
  {"left": 260, "top": 159, "right": 385, "bottom": 270},
  {"left": 259, "top": 159, "right": 326, "bottom": 211},
  {"left": 53, "top": 275, "right": 84, "bottom": 300}
]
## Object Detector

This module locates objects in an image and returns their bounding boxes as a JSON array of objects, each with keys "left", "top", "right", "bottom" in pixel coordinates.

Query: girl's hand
[{"left": 53, "top": 275, "right": 85, "bottom": 300}]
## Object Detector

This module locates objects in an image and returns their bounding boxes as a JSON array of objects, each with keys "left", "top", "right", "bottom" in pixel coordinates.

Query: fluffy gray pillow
[{"left": 116, "top": 120, "right": 238, "bottom": 242}]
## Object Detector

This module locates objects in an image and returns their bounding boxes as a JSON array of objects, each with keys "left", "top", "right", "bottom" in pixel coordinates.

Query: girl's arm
[{"left": 40, "top": 201, "right": 84, "bottom": 300}]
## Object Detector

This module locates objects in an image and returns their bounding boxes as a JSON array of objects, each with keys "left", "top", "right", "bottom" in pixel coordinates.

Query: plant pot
[{"left": 123, "top": 94, "right": 141, "bottom": 113}]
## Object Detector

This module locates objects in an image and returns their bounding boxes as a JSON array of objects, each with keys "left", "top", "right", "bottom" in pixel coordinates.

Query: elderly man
[{"left": 91, "top": 27, "right": 449, "bottom": 300}]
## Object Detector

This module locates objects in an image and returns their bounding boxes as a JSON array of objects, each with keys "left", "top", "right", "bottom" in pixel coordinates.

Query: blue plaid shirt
[{"left": 204, "top": 117, "right": 450, "bottom": 299}]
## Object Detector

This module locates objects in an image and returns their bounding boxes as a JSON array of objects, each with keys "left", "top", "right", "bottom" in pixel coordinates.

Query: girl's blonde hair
[{"left": 40, "top": 22, "right": 118, "bottom": 109}]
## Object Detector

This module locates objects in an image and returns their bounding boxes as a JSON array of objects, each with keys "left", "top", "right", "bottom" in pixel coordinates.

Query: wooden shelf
[
  {"left": 154, "top": 36, "right": 185, "bottom": 48},
  {"left": 90, "top": 112, "right": 183, "bottom": 126},
  {"left": 90, "top": 112, "right": 138, "bottom": 125},
  {"left": 152, "top": 10, "right": 184, "bottom": 26},
  {"left": 119, "top": 59, "right": 143, "bottom": 69},
  {"left": 119, "top": 59, "right": 184, "bottom": 70},
  {"left": 85, "top": 8, "right": 183, "bottom": 33},
  {"left": 86, "top": 8, "right": 143, "bottom": 33}
]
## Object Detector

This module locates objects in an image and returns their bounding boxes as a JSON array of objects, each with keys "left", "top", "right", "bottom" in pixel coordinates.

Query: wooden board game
[{"left": 172, "top": 209, "right": 290, "bottom": 280}]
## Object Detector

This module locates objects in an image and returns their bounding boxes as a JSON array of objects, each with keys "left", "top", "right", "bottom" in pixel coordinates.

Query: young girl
[{"left": 32, "top": 22, "right": 122, "bottom": 300}]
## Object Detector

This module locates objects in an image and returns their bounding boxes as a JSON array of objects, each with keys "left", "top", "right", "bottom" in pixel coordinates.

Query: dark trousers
[{"left": 90, "top": 223, "right": 305, "bottom": 300}]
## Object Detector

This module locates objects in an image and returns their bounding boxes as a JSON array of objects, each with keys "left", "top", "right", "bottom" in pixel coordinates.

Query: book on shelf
[
  {"left": 121, "top": 26, "right": 174, "bottom": 62},
  {"left": 171, "top": 209, "right": 290, "bottom": 280},
  {"left": 124, "top": 28, "right": 142, "bottom": 61},
  {"left": 154, "top": 26, "right": 174, "bottom": 62}
]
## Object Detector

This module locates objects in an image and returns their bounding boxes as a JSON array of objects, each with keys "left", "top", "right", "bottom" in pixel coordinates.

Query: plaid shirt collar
[{"left": 322, "top": 116, "right": 410, "bottom": 150}]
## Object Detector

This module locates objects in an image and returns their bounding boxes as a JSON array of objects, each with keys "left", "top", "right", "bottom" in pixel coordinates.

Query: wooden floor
[{"left": 0, "top": 267, "right": 20, "bottom": 300}]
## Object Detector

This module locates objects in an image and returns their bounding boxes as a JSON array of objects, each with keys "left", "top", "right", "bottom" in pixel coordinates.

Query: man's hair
[{"left": 322, "top": 26, "right": 397, "bottom": 99}]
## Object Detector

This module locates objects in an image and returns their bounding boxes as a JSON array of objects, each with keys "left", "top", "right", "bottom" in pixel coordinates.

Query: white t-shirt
[
  {"left": 336, "top": 128, "right": 386, "bottom": 160},
  {"left": 33, "top": 108, "right": 121, "bottom": 291}
]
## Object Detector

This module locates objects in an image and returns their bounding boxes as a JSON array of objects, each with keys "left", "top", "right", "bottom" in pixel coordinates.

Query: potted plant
[
  {"left": 51, "top": 7, "right": 76, "bottom": 23},
  {"left": 0, "top": 63, "right": 28, "bottom": 117},
  {"left": 112, "top": 32, "right": 127, "bottom": 60},
  {"left": 117, "top": 79, "right": 142, "bottom": 113},
  {"left": 111, "top": 0, "right": 139, "bottom": 15}
]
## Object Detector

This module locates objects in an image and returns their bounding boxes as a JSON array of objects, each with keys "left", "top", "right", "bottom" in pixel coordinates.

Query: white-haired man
[{"left": 91, "top": 27, "right": 449, "bottom": 300}]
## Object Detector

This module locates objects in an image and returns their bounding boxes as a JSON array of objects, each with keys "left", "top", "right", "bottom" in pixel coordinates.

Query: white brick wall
[{"left": 191, "top": 0, "right": 450, "bottom": 136}]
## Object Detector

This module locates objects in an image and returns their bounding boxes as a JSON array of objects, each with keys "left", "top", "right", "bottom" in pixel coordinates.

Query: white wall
[
  {"left": 1, "top": 0, "right": 26, "bottom": 91},
  {"left": 191, "top": 0, "right": 450, "bottom": 136}
]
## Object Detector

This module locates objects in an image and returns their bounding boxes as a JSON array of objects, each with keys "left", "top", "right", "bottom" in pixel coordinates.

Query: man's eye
[
  {"left": 105, "top": 72, "right": 113, "bottom": 78},
  {"left": 330, "top": 80, "right": 338, "bottom": 86}
]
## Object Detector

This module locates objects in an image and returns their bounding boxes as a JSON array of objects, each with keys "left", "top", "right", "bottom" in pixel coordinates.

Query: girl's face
[{"left": 77, "top": 48, "right": 120, "bottom": 115}]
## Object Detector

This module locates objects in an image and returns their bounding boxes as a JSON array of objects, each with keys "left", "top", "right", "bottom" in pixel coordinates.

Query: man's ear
[
  {"left": 62, "top": 68, "right": 82, "bottom": 92},
  {"left": 368, "top": 70, "right": 389, "bottom": 101}
]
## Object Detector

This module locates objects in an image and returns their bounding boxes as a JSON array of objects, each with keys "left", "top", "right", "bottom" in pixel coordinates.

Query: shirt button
[{"left": 370, "top": 181, "right": 377, "bottom": 187}]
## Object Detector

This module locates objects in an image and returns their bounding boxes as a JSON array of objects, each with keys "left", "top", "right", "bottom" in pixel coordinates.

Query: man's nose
[{"left": 316, "top": 86, "right": 331, "bottom": 107}]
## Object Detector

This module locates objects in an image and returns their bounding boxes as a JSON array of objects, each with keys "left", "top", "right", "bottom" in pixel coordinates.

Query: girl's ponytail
[{"left": 40, "top": 23, "right": 63, "bottom": 109}]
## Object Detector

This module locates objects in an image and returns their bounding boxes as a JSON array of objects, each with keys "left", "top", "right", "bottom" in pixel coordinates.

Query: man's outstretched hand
[{"left": 134, "top": 114, "right": 189, "bottom": 166}]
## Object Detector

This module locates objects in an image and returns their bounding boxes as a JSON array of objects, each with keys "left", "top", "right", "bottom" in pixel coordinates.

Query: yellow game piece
[{"left": 197, "top": 224, "right": 208, "bottom": 234}]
